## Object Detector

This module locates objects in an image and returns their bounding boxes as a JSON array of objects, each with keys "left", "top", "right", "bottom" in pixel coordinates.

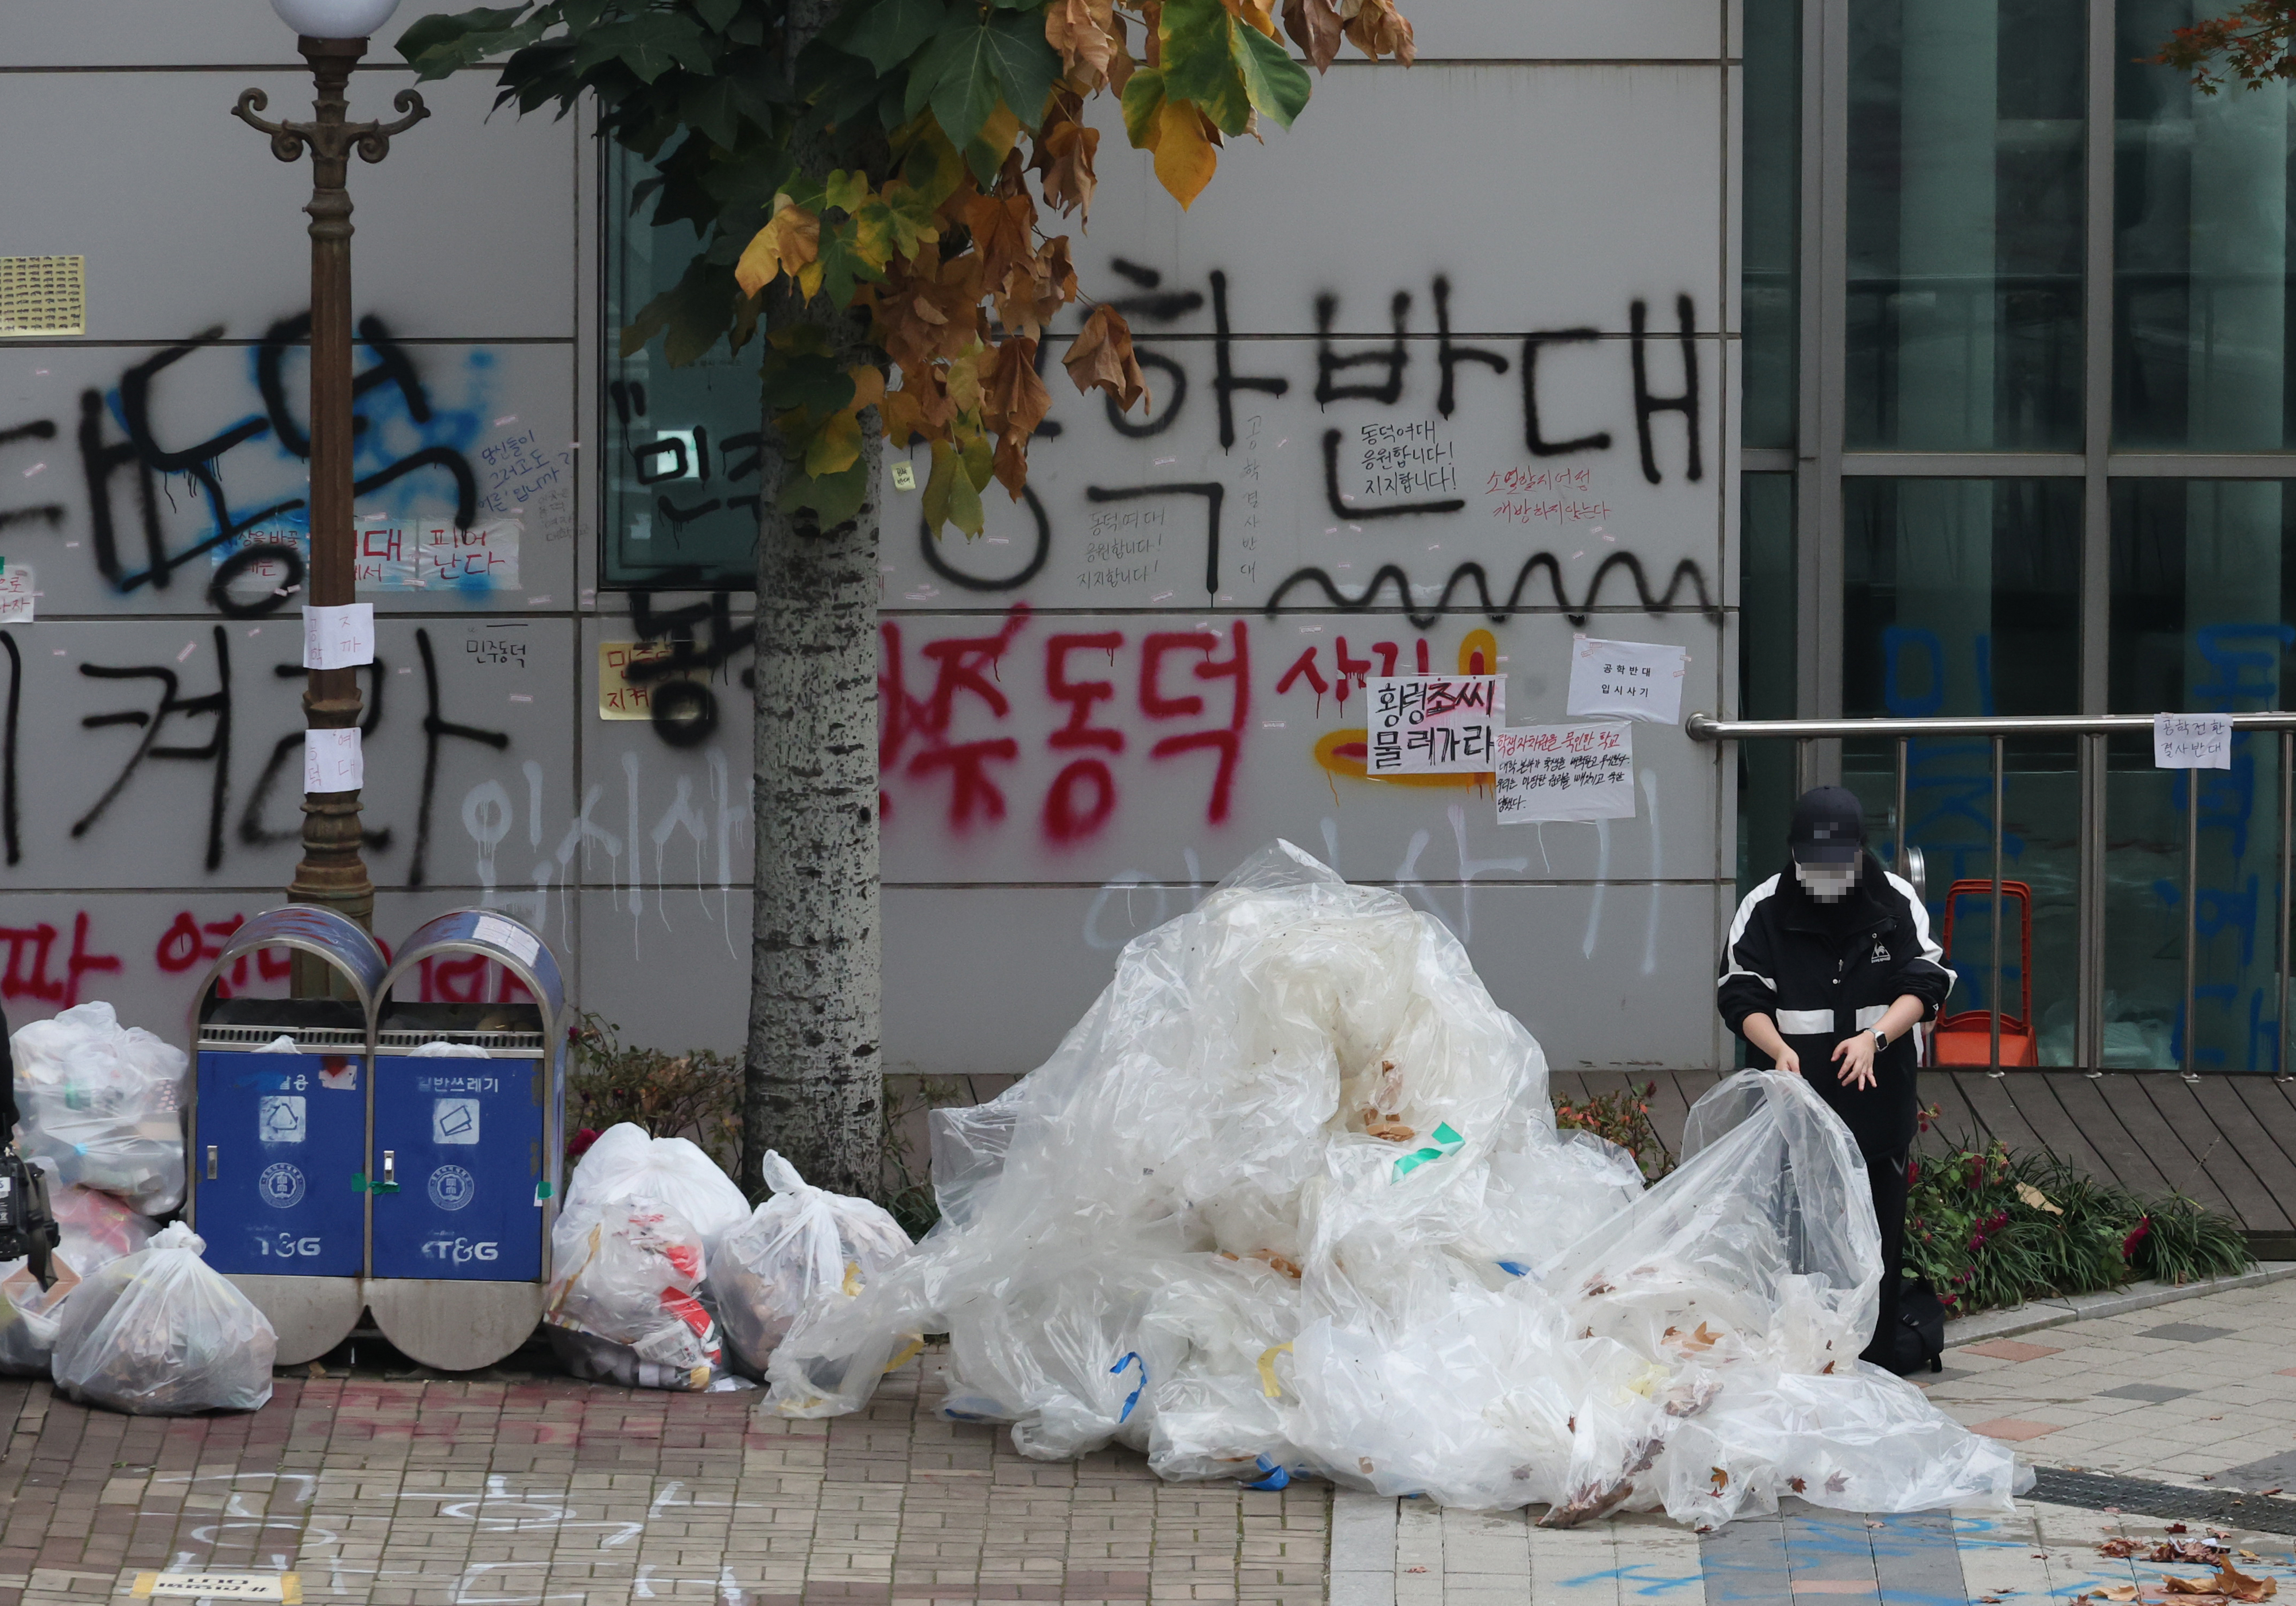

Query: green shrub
[
  {"left": 564, "top": 1013, "right": 742, "bottom": 1177},
  {"left": 1553, "top": 1081, "right": 1677, "bottom": 1182},
  {"left": 1905, "top": 1119, "right": 2251, "bottom": 1316}
]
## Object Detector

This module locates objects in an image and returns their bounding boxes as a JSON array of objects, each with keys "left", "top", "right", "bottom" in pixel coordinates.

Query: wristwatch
[{"left": 1871, "top": 1028, "right": 1888, "bottom": 1052}]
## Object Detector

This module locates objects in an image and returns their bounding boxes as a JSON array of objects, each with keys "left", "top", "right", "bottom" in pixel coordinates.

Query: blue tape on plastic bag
[{"left": 1109, "top": 1352, "right": 1145, "bottom": 1423}]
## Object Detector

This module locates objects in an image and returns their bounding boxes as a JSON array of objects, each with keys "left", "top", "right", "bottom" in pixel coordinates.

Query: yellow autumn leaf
[
  {"left": 846, "top": 365, "right": 887, "bottom": 413},
  {"left": 735, "top": 195, "right": 821, "bottom": 296},
  {"left": 1153, "top": 100, "right": 1217, "bottom": 208},
  {"left": 805, "top": 410, "right": 863, "bottom": 477}
]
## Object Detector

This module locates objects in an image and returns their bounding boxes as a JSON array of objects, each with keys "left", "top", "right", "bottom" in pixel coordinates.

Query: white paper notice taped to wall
[
  {"left": 2154, "top": 712, "right": 2233, "bottom": 770},
  {"left": 1495, "top": 723, "right": 1636, "bottom": 823},
  {"left": 1365, "top": 676, "right": 1504, "bottom": 774},
  {"left": 0, "top": 566, "right": 34, "bottom": 625},
  {"left": 1565, "top": 635, "right": 1686, "bottom": 724},
  {"left": 303, "top": 728, "right": 363, "bottom": 793},
  {"left": 302, "top": 603, "right": 374, "bottom": 669}
]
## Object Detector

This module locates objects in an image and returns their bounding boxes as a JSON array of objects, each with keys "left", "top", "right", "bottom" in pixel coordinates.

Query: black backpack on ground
[{"left": 1890, "top": 1275, "right": 1947, "bottom": 1374}]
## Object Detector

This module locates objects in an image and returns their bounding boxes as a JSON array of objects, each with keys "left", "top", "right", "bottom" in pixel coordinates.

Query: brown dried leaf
[
  {"left": 1787, "top": 1477, "right": 1808, "bottom": 1493},
  {"left": 1034, "top": 106, "right": 1102, "bottom": 220},
  {"left": 1063, "top": 304, "right": 1150, "bottom": 413},
  {"left": 2102, "top": 1539, "right": 2140, "bottom": 1559},
  {"left": 961, "top": 191, "right": 1038, "bottom": 294},
  {"left": 2099, "top": 1588, "right": 2139, "bottom": 1603},
  {"left": 1282, "top": 0, "right": 1344, "bottom": 69},
  {"left": 1045, "top": 0, "right": 1120, "bottom": 84},
  {"left": 1342, "top": 0, "right": 1415, "bottom": 63}
]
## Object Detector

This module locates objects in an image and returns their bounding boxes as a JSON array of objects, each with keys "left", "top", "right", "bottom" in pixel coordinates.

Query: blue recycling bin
[
  {"left": 365, "top": 910, "right": 567, "bottom": 1372},
  {"left": 187, "top": 905, "right": 387, "bottom": 1366}
]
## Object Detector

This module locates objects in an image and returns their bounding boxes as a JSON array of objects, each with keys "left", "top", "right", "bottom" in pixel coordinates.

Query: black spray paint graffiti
[
  {"left": 909, "top": 271, "right": 1715, "bottom": 610},
  {"left": 621, "top": 589, "right": 758, "bottom": 750},
  {"left": 3, "top": 316, "right": 480, "bottom": 615},
  {"left": 0, "top": 623, "right": 507, "bottom": 879},
  {"left": 1263, "top": 550, "right": 1723, "bottom": 632}
]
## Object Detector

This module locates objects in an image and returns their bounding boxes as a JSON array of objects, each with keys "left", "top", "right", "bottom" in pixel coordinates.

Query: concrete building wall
[{"left": 0, "top": 1, "right": 1741, "bottom": 1078}]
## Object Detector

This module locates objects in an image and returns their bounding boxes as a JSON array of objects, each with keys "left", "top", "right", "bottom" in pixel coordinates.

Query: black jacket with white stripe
[{"left": 1716, "top": 850, "right": 1954, "bottom": 1158}]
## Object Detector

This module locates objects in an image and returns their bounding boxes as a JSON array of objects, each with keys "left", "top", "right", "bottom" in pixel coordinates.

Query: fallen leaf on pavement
[
  {"left": 2101, "top": 1586, "right": 2139, "bottom": 1602},
  {"left": 2104, "top": 1539, "right": 2140, "bottom": 1558},
  {"left": 2171, "top": 1525, "right": 2190, "bottom": 1534},
  {"left": 1406, "top": 1566, "right": 1426, "bottom": 1574},
  {"left": 2260, "top": 1488, "right": 2284, "bottom": 1497}
]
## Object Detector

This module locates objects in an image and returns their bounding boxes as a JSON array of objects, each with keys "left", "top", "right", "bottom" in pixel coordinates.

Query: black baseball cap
[{"left": 1789, "top": 786, "right": 1866, "bottom": 865}]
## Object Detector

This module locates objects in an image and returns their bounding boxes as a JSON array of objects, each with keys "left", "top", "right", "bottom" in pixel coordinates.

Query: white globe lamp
[{"left": 268, "top": 0, "right": 402, "bottom": 38}]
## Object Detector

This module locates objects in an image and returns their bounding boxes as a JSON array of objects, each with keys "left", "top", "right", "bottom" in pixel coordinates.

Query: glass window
[
  {"left": 1841, "top": 478, "right": 2082, "bottom": 1063},
  {"left": 1845, "top": 0, "right": 2086, "bottom": 451},
  {"left": 2115, "top": 3, "right": 2296, "bottom": 451},
  {"left": 2106, "top": 480, "right": 2296, "bottom": 1069},
  {"left": 601, "top": 141, "right": 761, "bottom": 590},
  {"left": 1743, "top": 0, "right": 1800, "bottom": 452}
]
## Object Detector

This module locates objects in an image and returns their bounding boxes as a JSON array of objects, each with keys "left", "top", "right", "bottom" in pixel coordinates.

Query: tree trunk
[{"left": 744, "top": 0, "right": 886, "bottom": 1201}]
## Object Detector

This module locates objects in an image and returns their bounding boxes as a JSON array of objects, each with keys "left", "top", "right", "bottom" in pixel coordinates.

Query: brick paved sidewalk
[
  {"left": 9, "top": 1278, "right": 2294, "bottom": 1606},
  {"left": 0, "top": 1347, "right": 1326, "bottom": 1606}
]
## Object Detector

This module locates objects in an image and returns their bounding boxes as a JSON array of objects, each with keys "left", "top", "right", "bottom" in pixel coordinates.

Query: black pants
[{"left": 1858, "top": 1147, "right": 1910, "bottom": 1368}]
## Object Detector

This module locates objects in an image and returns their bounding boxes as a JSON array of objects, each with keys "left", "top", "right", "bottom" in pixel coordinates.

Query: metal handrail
[{"left": 1686, "top": 709, "right": 2296, "bottom": 1081}]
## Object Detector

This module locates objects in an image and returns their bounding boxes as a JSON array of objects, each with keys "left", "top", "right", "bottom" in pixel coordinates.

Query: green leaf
[
  {"left": 814, "top": 220, "right": 890, "bottom": 307},
  {"left": 782, "top": 460, "right": 873, "bottom": 527},
  {"left": 395, "top": 3, "right": 536, "bottom": 78},
  {"left": 1120, "top": 68, "right": 1166, "bottom": 148},
  {"left": 678, "top": 76, "right": 744, "bottom": 147},
  {"left": 1159, "top": 0, "right": 1252, "bottom": 135},
  {"left": 762, "top": 356, "right": 858, "bottom": 414},
  {"left": 691, "top": 0, "right": 741, "bottom": 29},
  {"left": 1235, "top": 20, "right": 1312, "bottom": 128},
  {"left": 847, "top": 0, "right": 949, "bottom": 74},
  {"left": 916, "top": 8, "right": 1059, "bottom": 146},
  {"left": 824, "top": 169, "right": 871, "bottom": 214},
  {"left": 572, "top": 13, "right": 715, "bottom": 84}
]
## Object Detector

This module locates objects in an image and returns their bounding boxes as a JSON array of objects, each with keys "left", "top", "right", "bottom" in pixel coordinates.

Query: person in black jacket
[{"left": 1716, "top": 786, "right": 1954, "bottom": 1370}]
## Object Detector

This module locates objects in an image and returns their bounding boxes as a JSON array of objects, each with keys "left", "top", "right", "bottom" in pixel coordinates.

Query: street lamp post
[{"left": 232, "top": 0, "right": 425, "bottom": 994}]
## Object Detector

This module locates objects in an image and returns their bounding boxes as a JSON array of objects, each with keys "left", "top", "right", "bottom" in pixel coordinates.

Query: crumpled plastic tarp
[
  {"left": 709, "top": 1150, "right": 914, "bottom": 1376},
  {"left": 12, "top": 1002, "right": 188, "bottom": 1215},
  {"left": 49, "top": 1221, "right": 276, "bottom": 1413},
  {"left": 543, "top": 1123, "right": 752, "bottom": 1390},
  {"left": 764, "top": 841, "right": 2028, "bottom": 1529}
]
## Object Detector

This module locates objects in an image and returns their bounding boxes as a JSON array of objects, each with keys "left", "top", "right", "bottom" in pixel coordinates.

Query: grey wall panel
[
  {"left": 1403, "top": 0, "right": 1727, "bottom": 60},
  {"left": 3, "top": 3, "right": 1724, "bottom": 70},
  {"left": 6, "top": 4, "right": 439, "bottom": 68},
  {"left": 876, "top": 608, "right": 1724, "bottom": 885},
  {"left": 882, "top": 880, "right": 1727, "bottom": 1081},
  {"left": 1, "top": 339, "right": 575, "bottom": 616},
  {"left": 1067, "top": 65, "right": 1725, "bottom": 338},
  {"left": 573, "top": 886, "right": 752, "bottom": 1059},
  {"left": 0, "top": 71, "right": 575, "bottom": 342},
  {"left": 577, "top": 610, "right": 757, "bottom": 906}
]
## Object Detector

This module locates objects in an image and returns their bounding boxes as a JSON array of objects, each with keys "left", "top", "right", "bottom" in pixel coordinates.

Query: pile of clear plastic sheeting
[
  {"left": 765, "top": 841, "right": 2029, "bottom": 1530},
  {"left": 13, "top": 1002, "right": 189, "bottom": 1215}
]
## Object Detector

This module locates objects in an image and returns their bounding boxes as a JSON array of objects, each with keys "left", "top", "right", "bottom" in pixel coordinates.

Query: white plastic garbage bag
[
  {"left": 0, "top": 1180, "right": 162, "bottom": 1377},
  {"left": 708, "top": 1151, "right": 914, "bottom": 1375},
  {"left": 544, "top": 1123, "right": 749, "bottom": 1390},
  {"left": 49, "top": 1221, "right": 276, "bottom": 1413},
  {"left": 544, "top": 1193, "right": 724, "bottom": 1390},
  {"left": 763, "top": 841, "right": 2027, "bottom": 1529},
  {"left": 12, "top": 1002, "right": 188, "bottom": 1215},
  {"left": 559, "top": 1123, "right": 750, "bottom": 1242}
]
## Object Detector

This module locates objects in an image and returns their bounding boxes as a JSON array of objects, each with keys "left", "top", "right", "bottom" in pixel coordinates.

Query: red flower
[
  {"left": 1907, "top": 1159, "right": 1921, "bottom": 1185},
  {"left": 2123, "top": 1217, "right": 2151, "bottom": 1258},
  {"left": 568, "top": 1126, "right": 603, "bottom": 1161}
]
